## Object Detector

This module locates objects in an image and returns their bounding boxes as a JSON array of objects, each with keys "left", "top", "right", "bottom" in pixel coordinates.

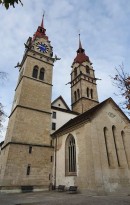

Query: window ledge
[{"left": 65, "top": 172, "right": 77, "bottom": 176}]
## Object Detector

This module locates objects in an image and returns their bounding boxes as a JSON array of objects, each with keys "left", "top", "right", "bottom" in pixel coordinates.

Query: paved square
[{"left": 1, "top": 191, "right": 130, "bottom": 205}]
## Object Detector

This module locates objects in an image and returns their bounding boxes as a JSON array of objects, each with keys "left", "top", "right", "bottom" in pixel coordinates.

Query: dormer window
[{"left": 40, "top": 28, "right": 43, "bottom": 32}]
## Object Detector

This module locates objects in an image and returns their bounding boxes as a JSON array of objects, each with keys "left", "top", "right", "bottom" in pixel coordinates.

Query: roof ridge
[{"left": 52, "top": 97, "right": 130, "bottom": 138}]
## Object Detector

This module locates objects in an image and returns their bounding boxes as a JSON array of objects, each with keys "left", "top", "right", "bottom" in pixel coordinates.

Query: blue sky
[{"left": 0, "top": 0, "right": 130, "bottom": 141}]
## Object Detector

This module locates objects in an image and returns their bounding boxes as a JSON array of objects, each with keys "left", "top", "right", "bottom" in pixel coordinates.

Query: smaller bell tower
[{"left": 71, "top": 35, "right": 99, "bottom": 114}]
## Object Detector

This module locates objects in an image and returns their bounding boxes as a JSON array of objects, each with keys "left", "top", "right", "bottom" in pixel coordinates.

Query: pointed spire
[
  {"left": 40, "top": 13, "right": 44, "bottom": 28},
  {"left": 79, "top": 33, "right": 82, "bottom": 49},
  {"left": 32, "top": 12, "right": 48, "bottom": 41},
  {"left": 73, "top": 34, "right": 91, "bottom": 64},
  {"left": 77, "top": 33, "right": 84, "bottom": 54}
]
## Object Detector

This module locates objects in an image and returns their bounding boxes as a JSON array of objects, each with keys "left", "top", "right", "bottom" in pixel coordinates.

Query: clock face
[{"left": 36, "top": 42, "right": 49, "bottom": 53}]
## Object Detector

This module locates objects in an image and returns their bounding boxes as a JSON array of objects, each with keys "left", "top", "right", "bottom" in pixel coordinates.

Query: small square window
[
  {"left": 52, "top": 123, "right": 56, "bottom": 130},
  {"left": 52, "top": 111, "right": 56, "bottom": 119}
]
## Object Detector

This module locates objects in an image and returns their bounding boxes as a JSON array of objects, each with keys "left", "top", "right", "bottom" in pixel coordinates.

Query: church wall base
[
  {"left": 76, "top": 183, "right": 130, "bottom": 196},
  {"left": 0, "top": 185, "right": 49, "bottom": 193}
]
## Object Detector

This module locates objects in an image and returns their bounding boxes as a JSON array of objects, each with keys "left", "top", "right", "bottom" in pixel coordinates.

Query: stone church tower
[
  {"left": 71, "top": 35, "right": 99, "bottom": 114},
  {"left": 0, "top": 17, "right": 54, "bottom": 192}
]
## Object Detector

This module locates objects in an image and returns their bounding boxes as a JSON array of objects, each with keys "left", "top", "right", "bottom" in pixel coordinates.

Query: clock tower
[
  {"left": 0, "top": 16, "right": 54, "bottom": 192},
  {"left": 71, "top": 35, "right": 99, "bottom": 114}
]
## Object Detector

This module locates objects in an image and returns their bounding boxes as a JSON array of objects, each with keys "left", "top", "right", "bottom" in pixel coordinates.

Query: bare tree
[
  {"left": 0, "top": 71, "right": 7, "bottom": 132},
  {"left": 0, "top": 71, "right": 7, "bottom": 81},
  {"left": 0, "top": 103, "right": 5, "bottom": 130},
  {"left": 0, "top": 0, "right": 23, "bottom": 9},
  {"left": 111, "top": 64, "right": 130, "bottom": 114}
]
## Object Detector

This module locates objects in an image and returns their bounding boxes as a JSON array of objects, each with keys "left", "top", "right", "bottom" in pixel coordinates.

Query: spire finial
[
  {"left": 41, "top": 11, "right": 45, "bottom": 28},
  {"left": 79, "top": 33, "right": 82, "bottom": 49}
]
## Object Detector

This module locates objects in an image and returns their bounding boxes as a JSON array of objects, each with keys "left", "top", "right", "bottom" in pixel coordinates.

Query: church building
[{"left": 0, "top": 17, "right": 130, "bottom": 195}]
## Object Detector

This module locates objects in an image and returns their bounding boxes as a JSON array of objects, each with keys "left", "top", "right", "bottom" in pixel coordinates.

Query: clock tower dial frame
[{"left": 36, "top": 41, "right": 49, "bottom": 53}]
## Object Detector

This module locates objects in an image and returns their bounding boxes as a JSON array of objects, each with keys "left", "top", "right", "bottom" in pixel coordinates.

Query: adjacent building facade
[{"left": 0, "top": 17, "right": 130, "bottom": 195}]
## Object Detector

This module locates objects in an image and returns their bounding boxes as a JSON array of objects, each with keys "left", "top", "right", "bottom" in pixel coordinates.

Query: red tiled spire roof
[
  {"left": 73, "top": 34, "right": 90, "bottom": 64},
  {"left": 32, "top": 15, "right": 48, "bottom": 41}
]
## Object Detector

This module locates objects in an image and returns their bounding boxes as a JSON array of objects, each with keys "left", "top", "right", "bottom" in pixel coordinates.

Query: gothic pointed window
[
  {"left": 112, "top": 126, "right": 120, "bottom": 167},
  {"left": 103, "top": 127, "right": 110, "bottom": 166},
  {"left": 121, "top": 130, "right": 129, "bottom": 167},
  {"left": 32, "top": 66, "right": 38, "bottom": 78},
  {"left": 39, "top": 68, "right": 45, "bottom": 80},
  {"left": 65, "top": 134, "right": 76, "bottom": 175},
  {"left": 87, "top": 87, "right": 89, "bottom": 98}
]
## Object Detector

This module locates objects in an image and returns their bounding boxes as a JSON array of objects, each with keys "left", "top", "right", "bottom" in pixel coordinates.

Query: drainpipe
[{"left": 54, "top": 136, "right": 57, "bottom": 189}]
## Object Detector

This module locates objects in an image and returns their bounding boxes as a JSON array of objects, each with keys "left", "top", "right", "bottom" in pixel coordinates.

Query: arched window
[
  {"left": 74, "top": 91, "right": 77, "bottom": 102},
  {"left": 32, "top": 66, "right": 38, "bottom": 78},
  {"left": 103, "top": 127, "right": 110, "bottom": 166},
  {"left": 39, "top": 68, "right": 45, "bottom": 80},
  {"left": 121, "top": 130, "right": 129, "bottom": 167},
  {"left": 91, "top": 89, "right": 93, "bottom": 99},
  {"left": 74, "top": 68, "right": 77, "bottom": 78},
  {"left": 65, "top": 134, "right": 76, "bottom": 175},
  {"left": 112, "top": 125, "right": 120, "bottom": 167},
  {"left": 87, "top": 87, "right": 89, "bottom": 98},
  {"left": 121, "top": 131, "right": 125, "bottom": 147},
  {"left": 77, "top": 89, "right": 80, "bottom": 99}
]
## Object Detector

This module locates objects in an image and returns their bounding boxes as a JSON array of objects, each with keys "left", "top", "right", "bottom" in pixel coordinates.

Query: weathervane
[{"left": 42, "top": 10, "right": 45, "bottom": 18}]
